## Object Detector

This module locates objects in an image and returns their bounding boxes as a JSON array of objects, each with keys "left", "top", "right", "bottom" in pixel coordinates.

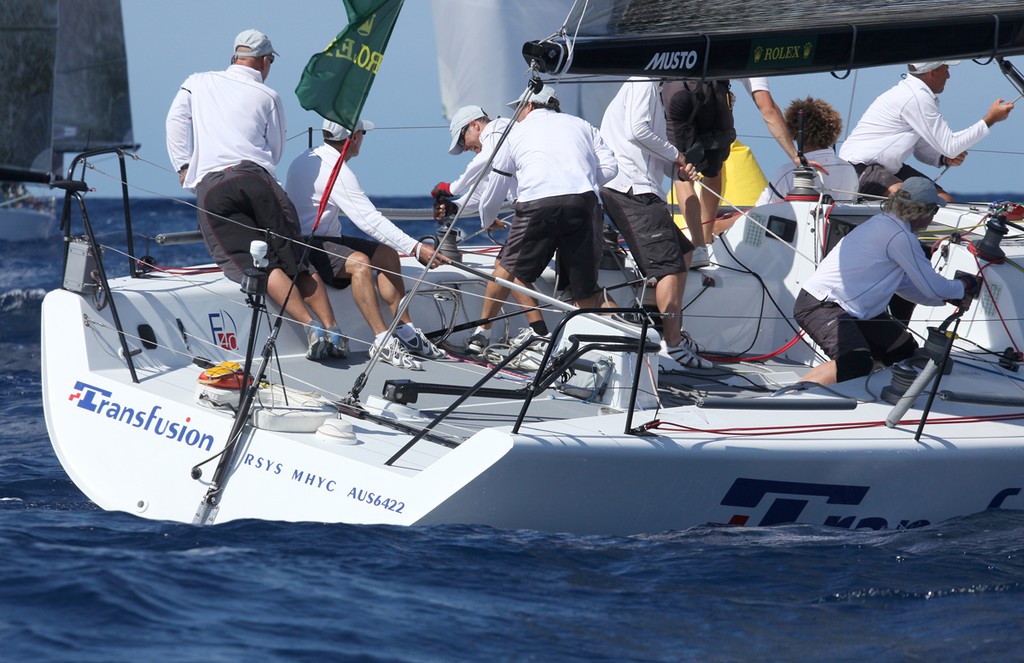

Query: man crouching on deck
[{"left": 793, "top": 178, "right": 980, "bottom": 385}]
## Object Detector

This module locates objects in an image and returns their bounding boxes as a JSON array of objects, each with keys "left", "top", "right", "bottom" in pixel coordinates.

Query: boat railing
[
  {"left": 383, "top": 307, "right": 658, "bottom": 466},
  {"left": 53, "top": 148, "right": 140, "bottom": 383}
]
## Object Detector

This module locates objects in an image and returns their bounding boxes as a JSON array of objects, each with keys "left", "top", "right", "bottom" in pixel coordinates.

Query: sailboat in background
[{"left": 0, "top": 0, "right": 134, "bottom": 242}]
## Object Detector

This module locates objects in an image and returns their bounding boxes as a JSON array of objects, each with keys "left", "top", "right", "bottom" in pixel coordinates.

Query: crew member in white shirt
[
  {"left": 433, "top": 105, "right": 546, "bottom": 355},
  {"left": 839, "top": 61, "right": 1014, "bottom": 202},
  {"left": 599, "top": 77, "right": 711, "bottom": 370},
  {"left": 755, "top": 97, "right": 859, "bottom": 205},
  {"left": 165, "top": 29, "right": 345, "bottom": 361},
  {"left": 794, "top": 178, "right": 979, "bottom": 386},
  {"left": 477, "top": 85, "right": 619, "bottom": 314},
  {"left": 285, "top": 119, "right": 448, "bottom": 370}
]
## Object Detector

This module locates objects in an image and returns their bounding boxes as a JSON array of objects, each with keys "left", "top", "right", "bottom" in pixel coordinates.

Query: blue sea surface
[{"left": 2, "top": 197, "right": 1024, "bottom": 661}]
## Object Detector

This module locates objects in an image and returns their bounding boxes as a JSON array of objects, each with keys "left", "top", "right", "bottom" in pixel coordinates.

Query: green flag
[{"left": 296, "top": 0, "right": 405, "bottom": 129}]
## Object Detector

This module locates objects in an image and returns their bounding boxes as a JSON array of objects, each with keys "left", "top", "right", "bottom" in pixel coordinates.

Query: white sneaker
[
  {"left": 659, "top": 339, "right": 712, "bottom": 370},
  {"left": 679, "top": 329, "right": 702, "bottom": 355},
  {"left": 507, "top": 328, "right": 548, "bottom": 372},
  {"left": 371, "top": 336, "right": 423, "bottom": 371},
  {"left": 399, "top": 327, "right": 447, "bottom": 360},
  {"left": 690, "top": 245, "right": 711, "bottom": 269},
  {"left": 510, "top": 327, "right": 545, "bottom": 348}
]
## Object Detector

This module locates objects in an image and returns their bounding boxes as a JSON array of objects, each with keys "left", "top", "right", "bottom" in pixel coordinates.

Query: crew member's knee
[
  {"left": 835, "top": 349, "right": 874, "bottom": 383},
  {"left": 344, "top": 251, "right": 372, "bottom": 277}
]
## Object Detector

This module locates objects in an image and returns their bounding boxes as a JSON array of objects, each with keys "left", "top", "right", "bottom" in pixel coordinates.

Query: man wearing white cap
[
  {"left": 839, "top": 61, "right": 1014, "bottom": 202},
  {"left": 166, "top": 29, "right": 346, "bottom": 361},
  {"left": 435, "top": 104, "right": 552, "bottom": 357},
  {"left": 794, "top": 177, "right": 980, "bottom": 386},
  {"left": 476, "top": 84, "right": 618, "bottom": 316},
  {"left": 285, "top": 119, "right": 448, "bottom": 370}
]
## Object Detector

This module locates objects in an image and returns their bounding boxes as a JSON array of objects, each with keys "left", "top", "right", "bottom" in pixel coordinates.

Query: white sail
[{"left": 431, "top": 0, "right": 617, "bottom": 124}]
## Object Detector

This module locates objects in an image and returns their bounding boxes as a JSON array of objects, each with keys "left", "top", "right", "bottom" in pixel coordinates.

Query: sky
[{"left": 86, "top": 1, "right": 1024, "bottom": 201}]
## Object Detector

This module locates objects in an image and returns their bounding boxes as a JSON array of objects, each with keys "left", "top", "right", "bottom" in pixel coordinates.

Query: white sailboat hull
[{"left": 40, "top": 198, "right": 1024, "bottom": 534}]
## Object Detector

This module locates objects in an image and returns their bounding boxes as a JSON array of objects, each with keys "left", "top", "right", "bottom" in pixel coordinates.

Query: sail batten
[{"left": 525, "top": 1, "right": 1024, "bottom": 79}]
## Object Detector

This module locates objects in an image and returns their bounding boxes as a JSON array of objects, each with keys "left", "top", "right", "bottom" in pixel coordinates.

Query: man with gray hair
[
  {"left": 794, "top": 177, "right": 980, "bottom": 386},
  {"left": 839, "top": 61, "right": 1014, "bottom": 201},
  {"left": 166, "top": 29, "right": 346, "bottom": 361}
]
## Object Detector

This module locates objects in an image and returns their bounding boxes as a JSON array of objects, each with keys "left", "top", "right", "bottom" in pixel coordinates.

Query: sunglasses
[{"left": 457, "top": 123, "right": 471, "bottom": 149}]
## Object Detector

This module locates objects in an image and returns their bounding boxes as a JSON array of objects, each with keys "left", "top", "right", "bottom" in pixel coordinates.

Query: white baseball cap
[
  {"left": 506, "top": 84, "right": 557, "bottom": 108},
  {"left": 234, "top": 29, "right": 278, "bottom": 59},
  {"left": 908, "top": 61, "right": 959, "bottom": 75},
  {"left": 322, "top": 118, "right": 374, "bottom": 141},
  {"left": 448, "top": 105, "right": 487, "bottom": 155}
]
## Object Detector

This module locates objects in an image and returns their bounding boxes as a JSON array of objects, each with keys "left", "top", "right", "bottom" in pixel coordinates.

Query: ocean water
[{"left": 3, "top": 198, "right": 1024, "bottom": 662}]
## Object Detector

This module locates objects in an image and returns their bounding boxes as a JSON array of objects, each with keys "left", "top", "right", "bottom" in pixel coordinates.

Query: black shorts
[
  {"left": 195, "top": 161, "right": 312, "bottom": 283},
  {"left": 600, "top": 187, "right": 693, "bottom": 279},
  {"left": 852, "top": 162, "right": 928, "bottom": 199},
  {"left": 793, "top": 289, "right": 916, "bottom": 362},
  {"left": 499, "top": 191, "right": 601, "bottom": 300},
  {"left": 662, "top": 80, "right": 735, "bottom": 178},
  {"left": 306, "top": 235, "right": 382, "bottom": 289}
]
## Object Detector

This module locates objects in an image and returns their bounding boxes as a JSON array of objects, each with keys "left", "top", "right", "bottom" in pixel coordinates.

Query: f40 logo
[{"left": 208, "top": 310, "right": 238, "bottom": 350}]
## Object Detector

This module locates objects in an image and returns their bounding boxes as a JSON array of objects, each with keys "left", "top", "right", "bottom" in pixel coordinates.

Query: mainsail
[
  {"left": 0, "top": 0, "right": 133, "bottom": 184},
  {"left": 0, "top": 0, "right": 59, "bottom": 182},
  {"left": 524, "top": 0, "right": 1024, "bottom": 79},
  {"left": 431, "top": 0, "right": 618, "bottom": 125}
]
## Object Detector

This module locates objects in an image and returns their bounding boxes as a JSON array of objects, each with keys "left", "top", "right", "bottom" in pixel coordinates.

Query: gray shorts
[
  {"left": 306, "top": 235, "right": 382, "bottom": 289},
  {"left": 793, "top": 289, "right": 915, "bottom": 361},
  {"left": 853, "top": 162, "right": 929, "bottom": 199},
  {"left": 195, "top": 161, "right": 312, "bottom": 283},
  {"left": 499, "top": 191, "right": 601, "bottom": 300},
  {"left": 600, "top": 187, "right": 693, "bottom": 279}
]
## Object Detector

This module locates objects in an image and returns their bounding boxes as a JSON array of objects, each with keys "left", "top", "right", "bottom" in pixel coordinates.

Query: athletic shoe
[
  {"left": 306, "top": 321, "right": 329, "bottom": 360},
  {"left": 510, "top": 327, "right": 546, "bottom": 349},
  {"left": 325, "top": 326, "right": 349, "bottom": 359},
  {"left": 690, "top": 245, "right": 711, "bottom": 269},
  {"left": 466, "top": 331, "right": 490, "bottom": 356},
  {"left": 659, "top": 339, "right": 712, "bottom": 370},
  {"left": 679, "top": 329, "right": 702, "bottom": 356},
  {"left": 399, "top": 327, "right": 447, "bottom": 360},
  {"left": 371, "top": 336, "right": 423, "bottom": 371},
  {"left": 507, "top": 327, "right": 548, "bottom": 372}
]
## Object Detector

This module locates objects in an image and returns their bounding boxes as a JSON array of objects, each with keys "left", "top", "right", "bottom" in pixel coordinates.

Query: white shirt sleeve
[
  {"left": 903, "top": 87, "right": 989, "bottom": 166},
  {"left": 591, "top": 125, "right": 619, "bottom": 187},
  {"left": 331, "top": 165, "right": 418, "bottom": 256},
  {"left": 887, "top": 227, "right": 963, "bottom": 305},
  {"left": 165, "top": 83, "right": 194, "bottom": 179}
]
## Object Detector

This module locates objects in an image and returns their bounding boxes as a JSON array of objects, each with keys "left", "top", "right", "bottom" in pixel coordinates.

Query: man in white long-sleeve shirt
[
  {"left": 794, "top": 178, "right": 979, "bottom": 386},
  {"left": 839, "top": 61, "right": 1014, "bottom": 202},
  {"left": 600, "top": 77, "right": 711, "bottom": 370},
  {"left": 435, "top": 104, "right": 549, "bottom": 356},
  {"left": 286, "top": 119, "right": 447, "bottom": 370},
  {"left": 165, "top": 29, "right": 345, "bottom": 361},
  {"left": 477, "top": 85, "right": 618, "bottom": 314}
]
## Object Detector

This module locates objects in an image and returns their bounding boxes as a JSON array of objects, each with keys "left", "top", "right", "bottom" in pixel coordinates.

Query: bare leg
[
  {"left": 699, "top": 175, "right": 722, "bottom": 244},
  {"left": 802, "top": 359, "right": 837, "bottom": 386},
  {"left": 267, "top": 268, "right": 315, "bottom": 325},
  {"left": 369, "top": 245, "right": 412, "bottom": 325},
  {"left": 297, "top": 273, "right": 339, "bottom": 329},
  {"left": 654, "top": 272, "right": 685, "bottom": 347},
  {"left": 674, "top": 180, "right": 706, "bottom": 248},
  {"left": 335, "top": 251, "right": 388, "bottom": 335}
]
